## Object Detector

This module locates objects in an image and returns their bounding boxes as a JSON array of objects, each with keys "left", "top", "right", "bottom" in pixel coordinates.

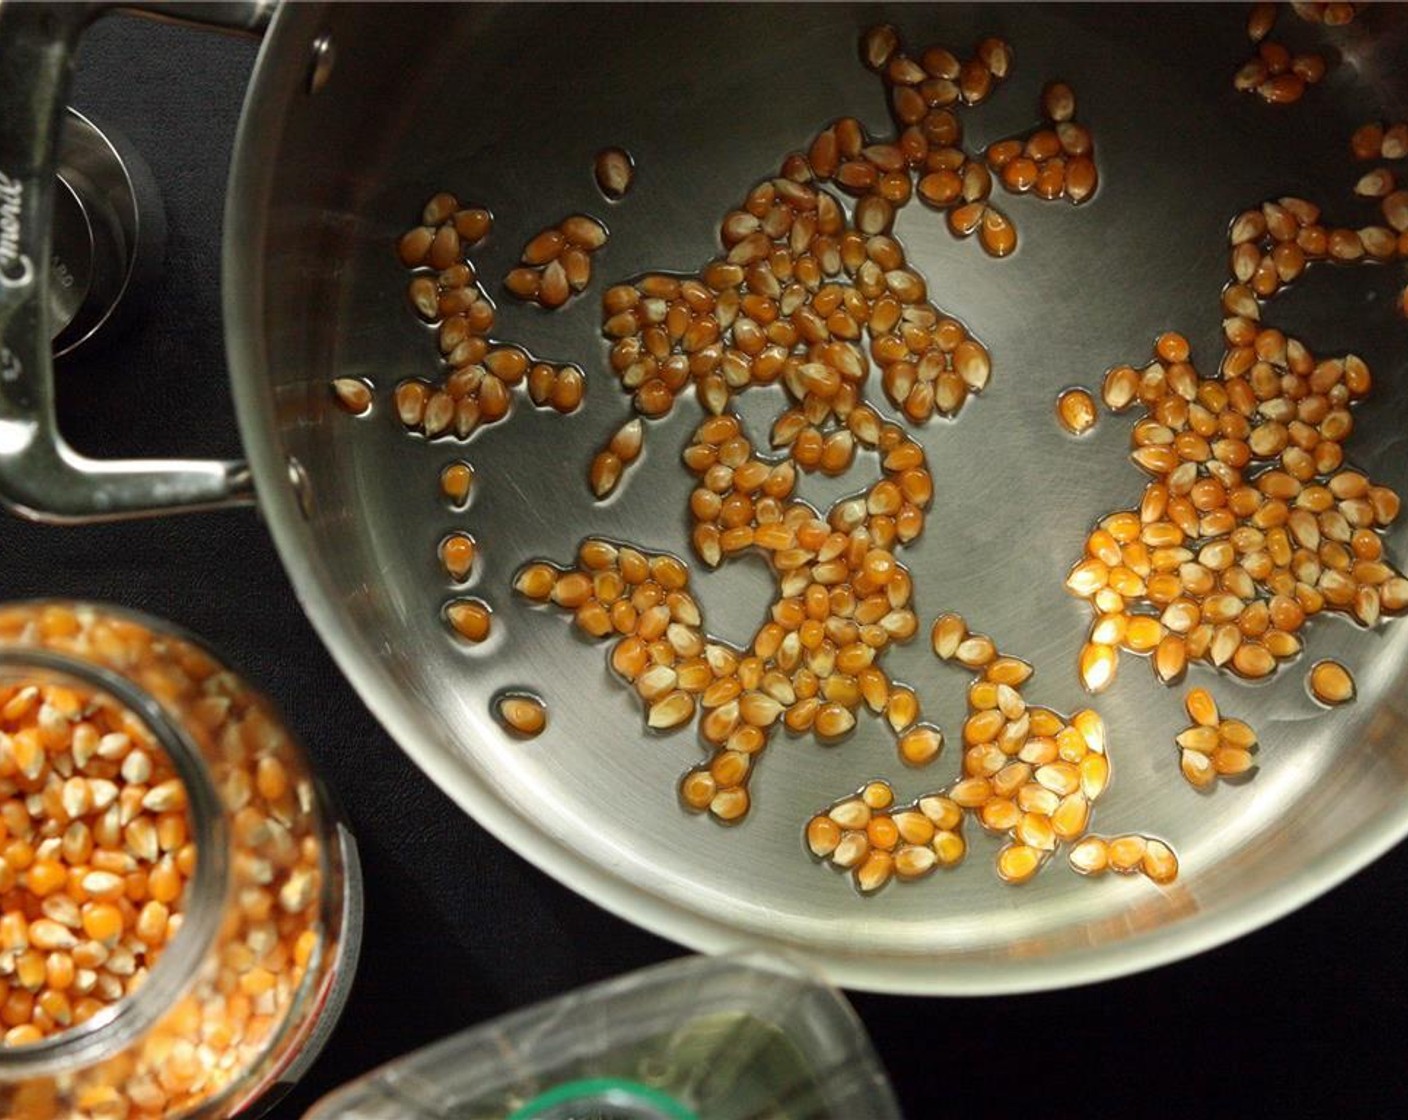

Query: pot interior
[{"left": 227, "top": 2, "right": 1408, "bottom": 991}]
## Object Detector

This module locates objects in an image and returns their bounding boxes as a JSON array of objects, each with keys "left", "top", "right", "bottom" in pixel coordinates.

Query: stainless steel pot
[{"left": 2, "top": 1, "right": 1407, "bottom": 995}]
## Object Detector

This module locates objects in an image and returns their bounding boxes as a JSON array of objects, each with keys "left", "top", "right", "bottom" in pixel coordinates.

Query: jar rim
[{"left": 0, "top": 645, "right": 231, "bottom": 1075}]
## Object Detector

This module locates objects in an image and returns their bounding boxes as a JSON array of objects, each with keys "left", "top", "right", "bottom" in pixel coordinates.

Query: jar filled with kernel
[{"left": 0, "top": 602, "right": 360, "bottom": 1119}]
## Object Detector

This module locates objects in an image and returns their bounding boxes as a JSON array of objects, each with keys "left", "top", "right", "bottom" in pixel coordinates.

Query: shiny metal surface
[
  {"left": 252, "top": 2, "right": 1408, "bottom": 991},
  {"left": 52, "top": 107, "right": 168, "bottom": 358},
  {"left": 0, "top": 2, "right": 258, "bottom": 521},
  {"left": 48, "top": 170, "right": 94, "bottom": 343}
]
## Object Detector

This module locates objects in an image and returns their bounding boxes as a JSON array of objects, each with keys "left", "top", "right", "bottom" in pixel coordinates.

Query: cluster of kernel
[
  {"left": 1225, "top": 196, "right": 1403, "bottom": 302},
  {"left": 851, "top": 26, "right": 1097, "bottom": 255},
  {"left": 1068, "top": 834, "right": 1179, "bottom": 883},
  {"left": 685, "top": 408, "right": 933, "bottom": 765},
  {"left": 684, "top": 410, "right": 930, "bottom": 565},
  {"left": 930, "top": 613, "right": 1117, "bottom": 884},
  {"left": 807, "top": 610, "right": 1173, "bottom": 894},
  {"left": 1175, "top": 687, "right": 1260, "bottom": 788},
  {"left": 1349, "top": 120, "right": 1408, "bottom": 319},
  {"left": 394, "top": 192, "right": 586, "bottom": 441},
  {"left": 1234, "top": 34, "right": 1325, "bottom": 105},
  {"left": 515, "top": 541, "right": 758, "bottom": 822},
  {"left": 504, "top": 215, "right": 610, "bottom": 310},
  {"left": 1235, "top": 2, "right": 1363, "bottom": 105},
  {"left": 981, "top": 84, "right": 1095, "bottom": 208},
  {"left": 805, "top": 780, "right": 966, "bottom": 893},
  {"left": 601, "top": 196, "right": 990, "bottom": 448},
  {"left": 519, "top": 406, "right": 934, "bottom": 824},
  {"left": 1068, "top": 267, "right": 1406, "bottom": 694},
  {"left": 593, "top": 25, "right": 1097, "bottom": 490}
]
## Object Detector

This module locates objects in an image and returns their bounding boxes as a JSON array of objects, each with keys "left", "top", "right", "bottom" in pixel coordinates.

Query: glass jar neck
[{"left": 0, "top": 647, "right": 230, "bottom": 1078}]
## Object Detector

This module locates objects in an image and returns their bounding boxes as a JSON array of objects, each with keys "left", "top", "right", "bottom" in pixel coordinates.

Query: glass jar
[{"left": 0, "top": 601, "right": 361, "bottom": 1118}]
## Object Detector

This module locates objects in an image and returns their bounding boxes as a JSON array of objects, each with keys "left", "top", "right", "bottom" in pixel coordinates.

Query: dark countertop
[{"left": 34, "top": 8, "right": 1408, "bottom": 1117}]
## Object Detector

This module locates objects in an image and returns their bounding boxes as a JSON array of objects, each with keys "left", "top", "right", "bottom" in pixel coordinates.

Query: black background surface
[{"left": 35, "top": 11, "right": 1408, "bottom": 1117}]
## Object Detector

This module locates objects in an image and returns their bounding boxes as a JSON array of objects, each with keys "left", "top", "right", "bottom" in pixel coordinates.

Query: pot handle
[{"left": 0, "top": 1, "right": 271, "bottom": 523}]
